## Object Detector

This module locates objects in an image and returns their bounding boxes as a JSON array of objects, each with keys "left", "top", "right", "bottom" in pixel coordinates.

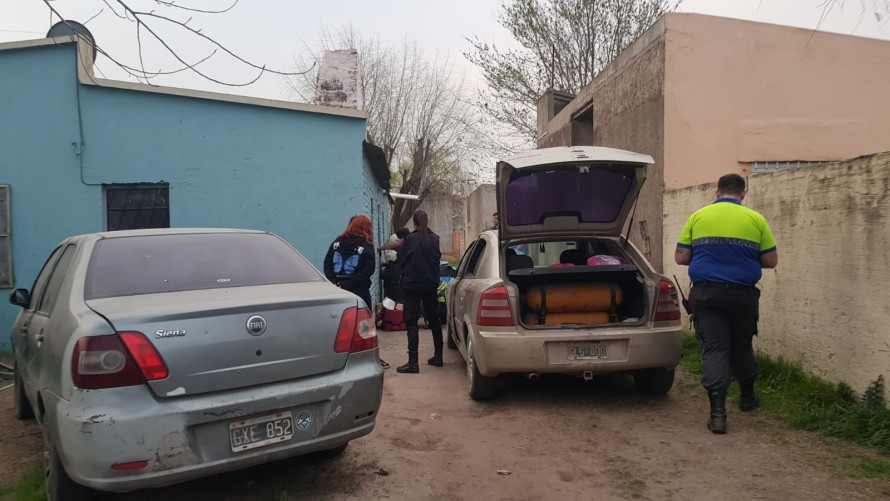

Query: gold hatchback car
[{"left": 447, "top": 146, "right": 683, "bottom": 400}]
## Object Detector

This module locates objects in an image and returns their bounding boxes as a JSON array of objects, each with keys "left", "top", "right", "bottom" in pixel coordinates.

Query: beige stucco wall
[
  {"left": 663, "top": 153, "right": 890, "bottom": 399},
  {"left": 537, "top": 20, "right": 668, "bottom": 270},
  {"left": 663, "top": 14, "right": 890, "bottom": 189}
]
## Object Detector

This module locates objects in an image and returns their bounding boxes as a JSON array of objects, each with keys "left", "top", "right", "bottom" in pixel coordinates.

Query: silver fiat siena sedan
[{"left": 9, "top": 228, "right": 383, "bottom": 500}]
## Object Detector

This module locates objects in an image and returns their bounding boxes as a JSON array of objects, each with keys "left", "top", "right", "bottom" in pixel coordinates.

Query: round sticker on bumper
[{"left": 296, "top": 410, "right": 313, "bottom": 431}]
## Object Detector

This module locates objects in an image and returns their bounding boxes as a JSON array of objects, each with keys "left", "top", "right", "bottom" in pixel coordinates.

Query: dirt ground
[{"left": 1, "top": 330, "right": 889, "bottom": 500}]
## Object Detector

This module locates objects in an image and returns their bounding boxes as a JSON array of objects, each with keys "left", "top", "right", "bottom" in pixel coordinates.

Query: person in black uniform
[{"left": 396, "top": 209, "right": 444, "bottom": 373}]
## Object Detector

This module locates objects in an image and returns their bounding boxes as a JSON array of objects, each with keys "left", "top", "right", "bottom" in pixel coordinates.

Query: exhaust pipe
[{"left": 525, "top": 372, "right": 541, "bottom": 381}]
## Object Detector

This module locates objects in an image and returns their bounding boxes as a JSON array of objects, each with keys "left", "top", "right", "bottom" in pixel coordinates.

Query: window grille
[
  {"left": 751, "top": 161, "right": 822, "bottom": 174},
  {"left": 105, "top": 184, "right": 170, "bottom": 231}
]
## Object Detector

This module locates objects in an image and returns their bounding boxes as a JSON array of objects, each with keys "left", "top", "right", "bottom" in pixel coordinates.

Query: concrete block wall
[
  {"left": 663, "top": 153, "right": 890, "bottom": 399},
  {"left": 464, "top": 184, "right": 496, "bottom": 251}
]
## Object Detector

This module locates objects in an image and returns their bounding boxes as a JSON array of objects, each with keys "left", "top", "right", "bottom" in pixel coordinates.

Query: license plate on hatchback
[
  {"left": 567, "top": 343, "right": 608, "bottom": 360},
  {"left": 229, "top": 411, "right": 294, "bottom": 452}
]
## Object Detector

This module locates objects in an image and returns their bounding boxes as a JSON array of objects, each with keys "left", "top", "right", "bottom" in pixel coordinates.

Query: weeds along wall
[{"left": 663, "top": 152, "right": 890, "bottom": 400}]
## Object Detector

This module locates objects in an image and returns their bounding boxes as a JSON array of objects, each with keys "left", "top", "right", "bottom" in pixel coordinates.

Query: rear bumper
[
  {"left": 44, "top": 350, "right": 384, "bottom": 493},
  {"left": 473, "top": 325, "right": 682, "bottom": 377}
]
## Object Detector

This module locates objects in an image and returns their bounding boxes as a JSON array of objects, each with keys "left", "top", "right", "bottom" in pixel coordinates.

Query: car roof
[
  {"left": 84, "top": 228, "right": 267, "bottom": 240},
  {"left": 500, "top": 146, "right": 654, "bottom": 169}
]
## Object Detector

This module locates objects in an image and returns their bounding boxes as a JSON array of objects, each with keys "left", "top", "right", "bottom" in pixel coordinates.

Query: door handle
[
  {"left": 20, "top": 327, "right": 28, "bottom": 335},
  {"left": 35, "top": 333, "right": 44, "bottom": 343}
]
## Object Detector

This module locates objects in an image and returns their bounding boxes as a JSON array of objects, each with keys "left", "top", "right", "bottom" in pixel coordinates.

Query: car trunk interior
[{"left": 504, "top": 239, "right": 648, "bottom": 327}]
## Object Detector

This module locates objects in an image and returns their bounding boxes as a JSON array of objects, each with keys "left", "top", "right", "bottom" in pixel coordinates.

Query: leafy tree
[
  {"left": 466, "top": 0, "right": 677, "bottom": 145},
  {"left": 288, "top": 27, "right": 480, "bottom": 230}
]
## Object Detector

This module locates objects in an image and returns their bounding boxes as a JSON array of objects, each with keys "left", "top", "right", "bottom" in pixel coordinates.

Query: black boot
[
  {"left": 397, "top": 352, "right": 419, "bottom": 374},
  {"left": 739, "top": 378, "right": 759, "bottom": 412},
  {"left": 707, "top": 389, "right": 727, "bottom": 434},
  {"left": 429, "top": 324, "right": 444, "bottom": 367}
]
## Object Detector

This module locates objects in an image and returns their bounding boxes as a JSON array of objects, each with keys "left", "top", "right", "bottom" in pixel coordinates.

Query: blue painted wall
[
  {"left": 0, "top": 41, "right": 382, "bottom": 350},
  {"left": 362, "top": 155, "right": 391, "bottom": 303}
]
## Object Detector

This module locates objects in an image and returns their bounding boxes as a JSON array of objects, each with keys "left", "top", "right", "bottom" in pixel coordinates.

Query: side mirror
[{"left": 9, "top": 289, "right": 30, "bottom": 308}]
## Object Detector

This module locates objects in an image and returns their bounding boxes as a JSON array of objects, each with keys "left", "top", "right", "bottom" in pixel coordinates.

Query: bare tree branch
[
  {"left": 84, "top": 9, "right": 105, "bottom": 26},
  {"left": 287, "top": 27, "right": 483, "bottom": 229},
  {"left": 466, "top": 0, "right": 676, "bottom": 145},
  {"left": 153, "top": 0, "right": 239, "bottom": 14},
  {"left": 42, "top": 0, "right": 313, "bottom": 86}
]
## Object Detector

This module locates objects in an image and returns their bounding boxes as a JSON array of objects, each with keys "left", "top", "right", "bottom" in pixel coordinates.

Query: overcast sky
[{"left": 1, "top": 0, "right": 888, "bottom": 101}]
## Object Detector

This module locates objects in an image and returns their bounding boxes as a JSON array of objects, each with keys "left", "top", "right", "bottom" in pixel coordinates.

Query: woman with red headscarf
[
  {"left": 324, "top": 215, "right": 389, "bottom": 368},
  {"left": 324, "top": 214, "right": 377, "bottom": 309}
]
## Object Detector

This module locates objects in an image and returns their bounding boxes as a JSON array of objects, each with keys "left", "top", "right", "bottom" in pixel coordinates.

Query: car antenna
[{"left": 673, "top": 275, "right": 693, "bottom": 315}]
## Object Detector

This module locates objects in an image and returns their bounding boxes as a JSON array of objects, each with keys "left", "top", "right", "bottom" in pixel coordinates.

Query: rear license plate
[
  {"left": 229, "top": 411, "right": 294, "bottom": 452},
  {"left": 567, "top": 343, "right": 608, "bottom": 360}
]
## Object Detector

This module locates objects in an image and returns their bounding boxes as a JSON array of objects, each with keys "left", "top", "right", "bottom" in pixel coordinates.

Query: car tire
[
  {"left": 313, "top": 442, "right": 348, "bottom": 459},
  {"left": 467, "top": 339, "right": 498, "bottom": 401},
  {"left": 44, "top": 437, "right": 94, "bottom": 501},
  {"left": 633, "top": 368, "right": 675, "bottom": 395},
  {"left": 14, "top": 364, "right": 35, "bottom": 421},
  {"left": 446, "top": 324, "right": 457, "bottom": 350}
]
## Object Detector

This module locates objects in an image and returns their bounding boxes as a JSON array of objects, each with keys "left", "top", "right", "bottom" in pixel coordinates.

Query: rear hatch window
[
  {"left": 505, "top": 167, "right": 635, "bottom": 226},
  {"left": 85, "top": 233, "right": 322, "bottom": 299}
]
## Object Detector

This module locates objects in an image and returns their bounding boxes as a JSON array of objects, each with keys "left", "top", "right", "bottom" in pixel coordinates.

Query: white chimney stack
[{"left": 315, "top": 49, "right": 361, "bottom": 109}]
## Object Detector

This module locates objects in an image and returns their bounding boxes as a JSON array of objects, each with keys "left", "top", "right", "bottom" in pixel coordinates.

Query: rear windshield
[
  {"left": 85, "top": 233, "right": 323, "bottom": 299},
  {"left": 504, "top": 165, "right": 636, "bottom": 226}
]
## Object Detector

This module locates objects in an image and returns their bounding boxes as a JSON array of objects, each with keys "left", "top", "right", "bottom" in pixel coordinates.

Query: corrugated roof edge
[{"left": 0, "top": 36, "right": 367, "bottom": 120}]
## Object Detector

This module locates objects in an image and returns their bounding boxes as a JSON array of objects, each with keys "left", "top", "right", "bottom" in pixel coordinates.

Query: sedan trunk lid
[{"left": 86, "top": 283, "right": 359, "bottom": 398}]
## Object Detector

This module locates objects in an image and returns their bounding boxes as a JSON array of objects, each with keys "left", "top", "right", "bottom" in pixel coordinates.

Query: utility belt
[{"left": 692, "top": 281, "right": 757, "bottom": 290}]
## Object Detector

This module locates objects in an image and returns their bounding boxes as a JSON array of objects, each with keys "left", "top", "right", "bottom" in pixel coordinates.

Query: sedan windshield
[{"left": 85, "top": 233, "right": 322, "bottom": 299}]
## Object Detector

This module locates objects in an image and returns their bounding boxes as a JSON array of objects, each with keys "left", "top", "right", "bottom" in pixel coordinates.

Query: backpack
[{"left": 332, "top": 241, "right": 364, "bottom": 278}]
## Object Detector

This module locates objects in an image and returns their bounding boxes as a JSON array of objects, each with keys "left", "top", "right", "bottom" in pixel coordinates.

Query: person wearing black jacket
[
  {"left": 323, "top": 215, "right": 390, "bottom": 369},
  {"left": 323, "top": 215, "right": 377, "bottom": 307},
  {"left": 396, "top": 209, "right": 444, "bottom": 373}
]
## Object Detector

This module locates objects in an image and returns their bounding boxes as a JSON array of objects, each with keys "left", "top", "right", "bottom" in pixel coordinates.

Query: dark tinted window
[
  {"left": 85, "top": 233, "right": 322, "bottom": 299},
  {"left": 29, "top": 246, "right": 62, "bottom": 310},
  {"left": 38, "top": 244, "right": 78, "bottom": 314},
  {"left": 463, "top": 240, "right": 487, "bottom": 278},
  {"left": 504, "top": 165, "right": 636, "bottom": 225}
]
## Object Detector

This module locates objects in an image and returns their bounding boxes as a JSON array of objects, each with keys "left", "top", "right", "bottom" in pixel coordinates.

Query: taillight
[
  {"left": 654, "top": 280, "right": 681, "bottom": 321},
  {"left": 476, "top": 285, "right": 515, "bottom": 326},
  {"left": 71, "top": 332, "right": 168, "bottom": 390},
  {"left": 334, "top": 306, "right": 378, "bottom": 353}
]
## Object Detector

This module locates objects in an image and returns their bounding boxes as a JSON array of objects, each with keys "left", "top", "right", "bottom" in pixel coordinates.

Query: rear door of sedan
[
  {"left": 22, "top": 241, "right": 81, "bottom": 402},
  {"left": 449, "top": 234, "right": 500, "bottom": 351}
]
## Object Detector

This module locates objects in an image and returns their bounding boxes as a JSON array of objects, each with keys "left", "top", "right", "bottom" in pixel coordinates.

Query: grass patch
[
  {"left": 681, "top": 334, "right": 890, "bottom": 479},
  {"left": 0, "top": 463, "right": 43, "bottom": 501}
]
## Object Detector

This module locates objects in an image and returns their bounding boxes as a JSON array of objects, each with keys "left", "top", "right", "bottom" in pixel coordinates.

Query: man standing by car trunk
[{"left": 674, "top": 174, "right": 778, "bottom": 434}]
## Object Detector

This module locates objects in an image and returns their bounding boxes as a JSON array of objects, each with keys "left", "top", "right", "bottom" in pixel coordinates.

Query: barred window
[
  {"left": 751, "top": 161, "right": 822, "bottom": 174},
  {"left": 104, "top": 184, "right": 170, "bottom": 231}
]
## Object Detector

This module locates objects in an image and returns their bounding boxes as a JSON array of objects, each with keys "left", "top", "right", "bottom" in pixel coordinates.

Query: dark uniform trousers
[
  {"left": 402, "top": 286, "right": 443, "bottom": 355},
  {"left": 690, "top": 283, "right": 761, "bottom": 392}
]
